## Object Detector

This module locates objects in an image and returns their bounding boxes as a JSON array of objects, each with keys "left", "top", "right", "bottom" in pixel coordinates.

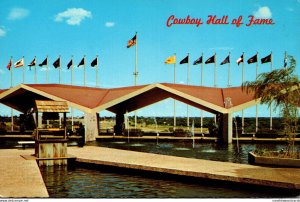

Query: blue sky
[{"left": 0, "top": 0, "right": 299, "bottom": 118}]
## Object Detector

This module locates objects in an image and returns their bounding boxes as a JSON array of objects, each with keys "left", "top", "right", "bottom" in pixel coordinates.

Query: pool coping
[{"left": 68, "top": 146, "right": 300, "bottom": 191}]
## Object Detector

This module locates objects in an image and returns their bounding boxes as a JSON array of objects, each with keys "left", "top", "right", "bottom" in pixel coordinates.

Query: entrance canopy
[{"left": 0, "top": 83, "right": 257, "bottom": 115}]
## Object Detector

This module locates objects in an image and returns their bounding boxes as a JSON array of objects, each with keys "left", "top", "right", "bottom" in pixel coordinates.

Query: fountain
[
  {"left": 154, "top": 117, "right": 159, "bottom": 145},
  {"left": 192, "top": 119, "right": 195, "bottom": 148},
  {"left": 126, "top": 111, "right": 130, "bottom": 143}
]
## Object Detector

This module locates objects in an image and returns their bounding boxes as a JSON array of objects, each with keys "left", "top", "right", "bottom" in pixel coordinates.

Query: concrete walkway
[
  {"left": 0, "top": 149, "right": 49, "bottom": 198},
  {"left": 69, "top": 146, "right": 300, "bottom": 190},
  {"left": 1, "top": 146, "right": 300, "bottom": 198}
]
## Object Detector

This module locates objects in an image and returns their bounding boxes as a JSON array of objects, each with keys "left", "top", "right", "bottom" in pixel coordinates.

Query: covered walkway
[{"left": 0, "top": 83, "right": 259, "bottom": 143}]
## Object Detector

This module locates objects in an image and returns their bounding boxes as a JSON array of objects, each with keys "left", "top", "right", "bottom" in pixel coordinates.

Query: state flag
[
  {"left": 164, "top": 55, "right": 176, "bottom": 64},
  {"left": 39, "top": 58, "right": 48, "bottom": 67},
  {"left": 53, "top": 57, "right": 60, "bottom": 68},
  {"left": 261, "top": 54, "right": 271, "bottom": 64},
  {"left": 14, "top": 58, "right": 24, "bottom": 68},
  {"left": 28, "top": 58, "right": 36, "bottom": 67},
  {"left": 220, "top": 55, "right": 230, "bottom": 65},
  {"left": 91, "top": 57, "right": 98, "bottom": 67},
  {"left": 127, "top": 34, "right": 136, "bottom": 48},
  {"left": 67, "top": 59, "right": 73, "bottom": 69},
  {"left": 205, "top": 55, "right": 215, "bottom": 64},
  {"left": 6, "top": 59, "right": 12, "bottom": 70},
  {"left": 179, "top": 55, "right": 189, "bottom": 64},
  {"left": 236, "top": 54, "right": 243, "bottom": 65},
  {"left": 77, "top": 57, "right": 85, "bottom": 67},
  {"left": 193, "top": 56, "right": 202, "bottom": 65},
  {"left": 247, "top": 54, "right": 257, "bottom": 64}
]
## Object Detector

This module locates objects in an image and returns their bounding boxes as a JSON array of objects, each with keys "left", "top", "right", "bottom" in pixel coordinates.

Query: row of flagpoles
[
  {"left": 6, "top": 56, "right": 100, "bottom": 132},
  {"left": 4, "top": 51, "right": 286, "bottom": 89},
  {"left": 164, "top": 51, "right": 288, "bottom": 133},
  {"left": 6, "top": 55, "right": 99, "bottom": 87},
  {"left": 164, "top": 52, "right": 287, "bottom": 87}
]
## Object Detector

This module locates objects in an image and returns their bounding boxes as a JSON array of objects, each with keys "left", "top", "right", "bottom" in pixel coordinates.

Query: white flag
[{"left": 14, "top": 58, "right": 24, "bottom": 68}]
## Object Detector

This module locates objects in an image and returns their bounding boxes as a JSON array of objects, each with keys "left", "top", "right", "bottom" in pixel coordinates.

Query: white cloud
[
  {"left": 7, "top": 8, "right": 29, "bottom": 20},
  {"left": 253, "top": 6, "right": 272, "bottom": 18},
  {"left": 105, "top": 22, "right": 115, "bottom": 27},
  {"left": 0, "top": 27, "right": 6, "bottom": 37},
  {"left": 54, "top": 8, "right": 92, "bottom": 26}
]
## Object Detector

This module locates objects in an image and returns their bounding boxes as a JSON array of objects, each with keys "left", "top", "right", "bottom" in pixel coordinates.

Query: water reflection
[{"left": 40, "top": 166, "right": 299, "bottom": 198}]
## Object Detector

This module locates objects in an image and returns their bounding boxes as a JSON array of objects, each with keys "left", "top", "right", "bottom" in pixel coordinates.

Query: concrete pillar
[
  {"left": 114, "top": 113, "right": 124, "bottom": 135},
  {"left": 84, "top": 112, "right": 99, "bottom": 141},
  {"left": 221, "top": 113, "right": 233, "bottom": 144}
]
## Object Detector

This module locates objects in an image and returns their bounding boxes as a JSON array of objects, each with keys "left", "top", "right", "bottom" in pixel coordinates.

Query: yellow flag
[{"left": 164, "top": 55, "right": 176, "bottom": 64}]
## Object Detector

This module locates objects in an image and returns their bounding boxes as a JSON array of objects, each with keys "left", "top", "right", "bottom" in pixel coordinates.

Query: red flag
[{"left": 6, "top": 58, "right": 12, "bottom": 70}]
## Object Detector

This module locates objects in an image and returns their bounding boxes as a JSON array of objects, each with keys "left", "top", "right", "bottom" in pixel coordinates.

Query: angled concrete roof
[{"left": 0, "top": 83, "right": 258, "bottom": 115}]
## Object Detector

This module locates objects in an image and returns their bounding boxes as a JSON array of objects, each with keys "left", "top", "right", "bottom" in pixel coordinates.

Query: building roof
[{"left": 0, "top": 83, "right": 258, "bottom": 114}]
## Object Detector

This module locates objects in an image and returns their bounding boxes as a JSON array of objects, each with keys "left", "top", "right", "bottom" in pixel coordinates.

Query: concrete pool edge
[{"left": 68, "top": 146, "right": 300, "bottom": 191}]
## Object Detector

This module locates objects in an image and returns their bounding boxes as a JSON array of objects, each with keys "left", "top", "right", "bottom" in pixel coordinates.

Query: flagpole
[
  {"left": 134, "top": 32, "right": 138, "bottom": 85},
  {"left": 22, "top": 56, "right": 25, "bottom": 83},
  {"left": 96, "top": 55, "right": 99, "bottom": 87},
  {"left": 10, "top": 56, "right": 14, "bottom": 132},
  {"left": 10, "top": 56, "right": 13, "bottom": 88},
  {"left": 270, "top": 52, "right": 273, "bottom": 130},
  {"left": 242, "top": 52, "right": 245, "bottom": 83},
  {"left": 214, "top": 53, "right": 217, "bottom": 87},
  {"left": 84, "top": 55, "right": 86, "bottom": 86},
  {"left": 71, "top": 55, "right": 74, "bottom": 131},
  {"left": 187, "top": 53, "right": 190, "bottom": 130},
  {"left": 34, "top": 56, "right": 37, "bottom": 84},
  {"left": 58, "top": 55, "right": 62, "bottom": 128},
  {"left": 71, "top": 55, "right": 74, "bottom": 85},
  {"left": 134, "top": 32, "right": 138, "bottom": 131},
  {"left": 228, "top": 52, "right": 231, "bottom": 87},
  {"left": 59, "top": 55, "right": 61, "bottom": 84},
  {"left": 201, "top": 53, "right": 204, "bottom": 86},
  {"left": 242, "top": 52, "right": 245, "bottom": 134},
  {"left": 200, "top": 52, "right": 203, "bottom": 134},
  {"left": 46, "top": 55, "right": 49, "bottom": 83},
  {"left": 213, "top": 53, "right": 217, "bottom": 126},
  {"left": 187, "top": 53, "right": 190, "bottom": 85},
  {"left": 256, "top": 52, "right": 259, "bottom": 133},
  {"left": 174, "top": 53, "right": 176, "bottom": 131}
]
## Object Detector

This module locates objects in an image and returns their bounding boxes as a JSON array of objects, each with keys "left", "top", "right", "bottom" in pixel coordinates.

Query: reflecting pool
[{"left": 91, "top": 140, "right": 299, "bottom": 164}]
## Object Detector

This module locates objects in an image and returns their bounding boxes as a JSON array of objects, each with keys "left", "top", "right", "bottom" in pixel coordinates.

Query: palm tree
[{"left": 242, "top": 55, "right": 299, "bottom": 157}]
